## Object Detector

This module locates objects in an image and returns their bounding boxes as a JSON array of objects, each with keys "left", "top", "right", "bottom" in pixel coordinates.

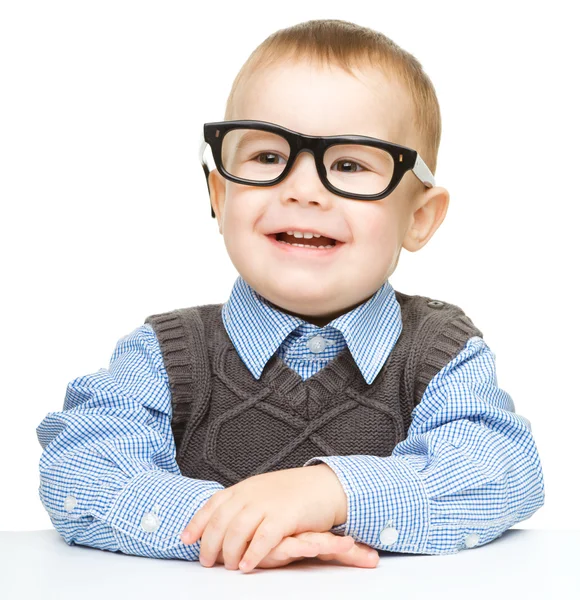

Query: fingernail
[{"left": 182, "top": 531, "right": 192, "bottom": 544}]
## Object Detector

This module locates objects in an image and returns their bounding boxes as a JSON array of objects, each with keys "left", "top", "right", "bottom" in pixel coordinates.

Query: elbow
[
  {"left": 510, "top": 423, "right": 546, "bottom": 523},
  {"left": 518, "top": 453, "right": 545, "bottom": 522}
]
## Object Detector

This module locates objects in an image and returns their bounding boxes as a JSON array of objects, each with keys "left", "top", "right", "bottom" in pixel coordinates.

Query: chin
[{"left": 269, "top": 281, "right": 339, "bottom": 310}]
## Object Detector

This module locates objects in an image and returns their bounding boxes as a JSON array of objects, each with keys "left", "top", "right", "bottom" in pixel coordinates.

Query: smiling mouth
[
  {"left": 272, "top": 232, "right": 337, "bottom": 248},
  {"left": 266, "top": 233, "right": 345, "bottom": 258}
]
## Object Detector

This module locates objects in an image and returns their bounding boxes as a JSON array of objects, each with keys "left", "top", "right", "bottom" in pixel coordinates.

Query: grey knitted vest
[{"left": 145, "top": 291, "right": 482, "bottom": 488}]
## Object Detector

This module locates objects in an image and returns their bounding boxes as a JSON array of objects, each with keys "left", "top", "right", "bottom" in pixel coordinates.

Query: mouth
[{"left": 266, "top": 232, "right": 345, "bottom": 257}]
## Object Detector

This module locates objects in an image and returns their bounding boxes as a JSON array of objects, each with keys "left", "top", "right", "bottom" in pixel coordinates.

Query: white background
[{"left": 1, "top": 0, "right": 578, "bottom": 532}]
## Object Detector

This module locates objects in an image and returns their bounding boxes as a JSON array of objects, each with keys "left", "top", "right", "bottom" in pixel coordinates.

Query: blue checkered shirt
[{"left": 36, "top": 276, "right": 545, "bottom": 558}]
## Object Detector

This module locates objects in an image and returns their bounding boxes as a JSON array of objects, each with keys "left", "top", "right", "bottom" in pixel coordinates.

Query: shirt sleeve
[
  {"left": 36, "top": 324, "right": 224, "bottom": 560},
  {"left": 303, "top": 336, "right": 545, "bottom": 554}
]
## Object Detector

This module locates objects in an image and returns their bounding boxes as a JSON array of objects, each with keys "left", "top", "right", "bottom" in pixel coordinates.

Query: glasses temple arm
[
  {"left": 198, "top": 130, "right": 215, "bottom": 218},
  {"left": 412, "top": 154, "right": 435, "bottom": 189}
]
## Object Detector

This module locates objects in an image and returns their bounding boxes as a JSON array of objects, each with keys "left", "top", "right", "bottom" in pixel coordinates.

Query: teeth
[
  {"left": 279, "top": 240, "right": 335, "bottom": 249},
  {"left": 286, "top": 231, "right": 322, "bottom": 239}
]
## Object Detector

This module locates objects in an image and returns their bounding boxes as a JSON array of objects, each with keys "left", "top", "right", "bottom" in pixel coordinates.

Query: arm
[
  {"left": 303, "top": 336, "right": 545, "bottom": 554},
  {"left": 36, "top": 324, "right": 224, "bottom": 560}
]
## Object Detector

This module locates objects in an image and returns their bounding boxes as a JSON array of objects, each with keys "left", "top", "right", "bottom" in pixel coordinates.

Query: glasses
[{"left": 198, "top": 119, "right": 435, "bottom": 218}]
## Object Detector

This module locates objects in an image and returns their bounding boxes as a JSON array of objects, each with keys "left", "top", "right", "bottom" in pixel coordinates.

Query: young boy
[{"left": 36, "top": 19, "right": 545, "bottom": 573}]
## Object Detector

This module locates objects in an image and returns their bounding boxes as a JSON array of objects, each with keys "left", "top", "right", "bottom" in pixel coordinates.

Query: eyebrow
[
  {"left": 234, "top": 130, "right": 266, "bottom": 147},
  {"left": 231, "top": 129, "right": 286, "bottom": 156}
]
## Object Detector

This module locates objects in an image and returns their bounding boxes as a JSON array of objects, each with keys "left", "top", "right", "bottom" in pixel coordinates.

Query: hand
[
  {"left": 212, "top": 531, "right": 380, "bottom": 571},
  {"left": 180, "top": 465, "right": 348, "bottom": 573}
]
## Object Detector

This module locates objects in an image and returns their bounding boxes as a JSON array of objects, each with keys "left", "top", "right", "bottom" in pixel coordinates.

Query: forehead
[{"left": 232, "top": 59, "right": 413, "bottom": 146}]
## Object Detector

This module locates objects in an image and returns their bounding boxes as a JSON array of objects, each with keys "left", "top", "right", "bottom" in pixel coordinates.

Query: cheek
[
  {"left": 357, "top": 211, "right": 400, "bottom": 251},
  {"left": 223, "top": 187, "right": 267, "bottom": 227},
  {"left": 221, "top": 190, "right": 266, "bottom": 255},
  {"left": 221, "top": 190, "right": 249, "bottom": 234}
]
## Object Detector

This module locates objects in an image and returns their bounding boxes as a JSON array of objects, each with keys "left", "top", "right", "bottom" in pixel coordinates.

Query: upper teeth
[{"left": 286, "top": 231, "right": 321, "bottom": 239}]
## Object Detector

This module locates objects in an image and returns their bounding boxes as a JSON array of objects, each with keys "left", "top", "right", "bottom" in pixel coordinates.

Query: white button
[
  {"left": 307, "top": 335, "right": 328, "bottom": 354},
  {"left": 379, "top": 526, "right": 399, "bottom": 545},
  {"left": 63, "top": 495, "right": 77, "bottom": 513},
  {"left": 464, "top": 533, "right": 480, "bottom": 548},
  {"left": 141, "top": 511, "right": 161, "bottom": 533}
]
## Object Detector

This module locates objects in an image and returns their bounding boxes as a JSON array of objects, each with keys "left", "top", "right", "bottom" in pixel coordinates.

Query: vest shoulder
[
  {"left": 145, "top": 303, "right": 223, "bottom": 327},
  {"left": 394, "top": 289, "right": 483, "bottom": 339}
]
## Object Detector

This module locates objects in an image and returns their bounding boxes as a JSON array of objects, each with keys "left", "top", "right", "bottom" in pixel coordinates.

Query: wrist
[{"left": 314, "top": 462, "right": 348, "bottom": 527}]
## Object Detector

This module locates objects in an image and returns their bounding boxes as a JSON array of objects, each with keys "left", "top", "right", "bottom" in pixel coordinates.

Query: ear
[
  {"left": 208, "top": 169, "right": 226, "bottom": 234},
  {"left": 402, "top": 186, "right": 450, "bottom": 252}
]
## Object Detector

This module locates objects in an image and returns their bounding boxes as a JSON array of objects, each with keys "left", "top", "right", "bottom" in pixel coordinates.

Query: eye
[
  {"left": 332, "top": 159, "right": 366, "bottom": 173},
  {"left": 253, "top": 152, "right": 287, "bottom": 165}
]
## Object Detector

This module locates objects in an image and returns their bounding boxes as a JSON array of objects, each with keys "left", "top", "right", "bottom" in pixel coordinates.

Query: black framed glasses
[{"left": 199, "top": 119, "right": 435, "bottom": 218}]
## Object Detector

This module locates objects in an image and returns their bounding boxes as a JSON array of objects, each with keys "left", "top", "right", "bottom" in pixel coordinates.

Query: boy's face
[{"left": 209, "top": 59, "right": 449, "bottom": 327}]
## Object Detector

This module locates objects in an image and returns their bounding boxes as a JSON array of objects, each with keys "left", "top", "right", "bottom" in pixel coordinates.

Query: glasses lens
[
  {"left": 324, "top": 144, "right": 395, "bottom": 195},
  {"left": 221, "top": 129, "right": 290, "bottom": 182}
]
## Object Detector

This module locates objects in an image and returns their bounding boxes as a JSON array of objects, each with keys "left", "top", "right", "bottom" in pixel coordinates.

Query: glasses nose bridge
[
  {"left": 295, "top": 131, "right": 322, "bottom": 154},
  {"left": 291, "top": 133, "right": 324, "bottom": 171}
]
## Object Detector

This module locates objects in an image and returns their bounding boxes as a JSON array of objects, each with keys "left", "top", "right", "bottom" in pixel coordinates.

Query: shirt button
[
  {"left": 63, "top": 495, "right": 77, "bottom": 513},
  {"left": 379, "top": 526, "right": 399, "bottom": 545},
  {"left": 141, "top": 511, "right": 161, "bottom": 533},
  {"left": 306, "top": 335, "right": 328, "bottom": 354},
  {"left": 464, "top": 533, "right": 480, "bottom": 548}
]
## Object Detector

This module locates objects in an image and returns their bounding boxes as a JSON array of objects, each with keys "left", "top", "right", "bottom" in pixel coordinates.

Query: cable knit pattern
[{"left": 146, "top": 292, "right": 483, "bottom": 488}]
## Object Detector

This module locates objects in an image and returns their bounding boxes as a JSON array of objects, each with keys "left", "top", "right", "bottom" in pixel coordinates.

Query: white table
[{"left": 1, "top": 529, "right": 578, "bottom": 599}]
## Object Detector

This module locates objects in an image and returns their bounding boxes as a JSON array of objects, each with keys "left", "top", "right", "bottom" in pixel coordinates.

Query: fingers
[
  {"left": 198, "top": 503, "right": 247, "bottom": 567},
  {"left": 238, "top": 519, "right": 286, "bottom": 573},
  {"left": 181, "top": 490, "right": 228, "bottom": 546},
  {"left": 217, "top": 537, "right": 318, "bottom": 570},
  {"left": 217, "top": 531, "right": 379, "bottom": 571},
  {"left": 294, "top": 532, "right": 378, "bottom": 568},
  {"left": 221, "top": 508, "right": 266, "bottom": 570},
  {"left": 266, "top": 532, "right": 353, "bottom": 563},
  {"left": 268, "top": 536, "right": 321, "bottom": 560},
  {"left": 318, "top": 539, "right": 380, "bottom": 568},
  {"left": 215, "top": 529, "right": 379, "bottom": 572},
  {"left": 297, "top": 531, "right": 354, "bottom": 555}
]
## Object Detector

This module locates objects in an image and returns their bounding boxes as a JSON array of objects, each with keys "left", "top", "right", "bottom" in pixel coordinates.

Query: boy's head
[{"left": 206, "top": 19, "right": 449, "bottom": 327}]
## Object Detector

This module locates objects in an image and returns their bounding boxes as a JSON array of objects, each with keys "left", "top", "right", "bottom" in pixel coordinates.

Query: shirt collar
[{"left": 221, "top": 276, "right": 402, "bottom": 385}]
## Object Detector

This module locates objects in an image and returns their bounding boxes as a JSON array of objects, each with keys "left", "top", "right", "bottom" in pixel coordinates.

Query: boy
[{"left": 36, "top": 19, "right": 545, "bottom": 573}]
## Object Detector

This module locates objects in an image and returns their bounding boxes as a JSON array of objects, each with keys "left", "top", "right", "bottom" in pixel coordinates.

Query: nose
[{"left": 281, "top": 149, "right": 331, "bottom": 209}]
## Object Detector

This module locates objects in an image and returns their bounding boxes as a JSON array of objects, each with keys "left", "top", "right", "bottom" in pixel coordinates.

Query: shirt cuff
[
  {"left": 105, "top": 469, "right": 224, "bottom": 558},
  {"left": 303, "top": 454, "right": 431, "bottom": 553},
  {"left": 329, "top": 522, "right": 347, "bottom": 535}
]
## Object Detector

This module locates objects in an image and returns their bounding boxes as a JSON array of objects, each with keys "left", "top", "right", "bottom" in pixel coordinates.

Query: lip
[
  {"left": 268, "top": 228, "right": 343, "bottom": 242},
  {"left": 266, "top": 234, "right": 345, "bottom": 258}
]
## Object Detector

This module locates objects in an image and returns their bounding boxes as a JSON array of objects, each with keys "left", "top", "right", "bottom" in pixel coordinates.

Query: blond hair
[{"left": 224, "top": 19, "right": 442, "bottom": 176}]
